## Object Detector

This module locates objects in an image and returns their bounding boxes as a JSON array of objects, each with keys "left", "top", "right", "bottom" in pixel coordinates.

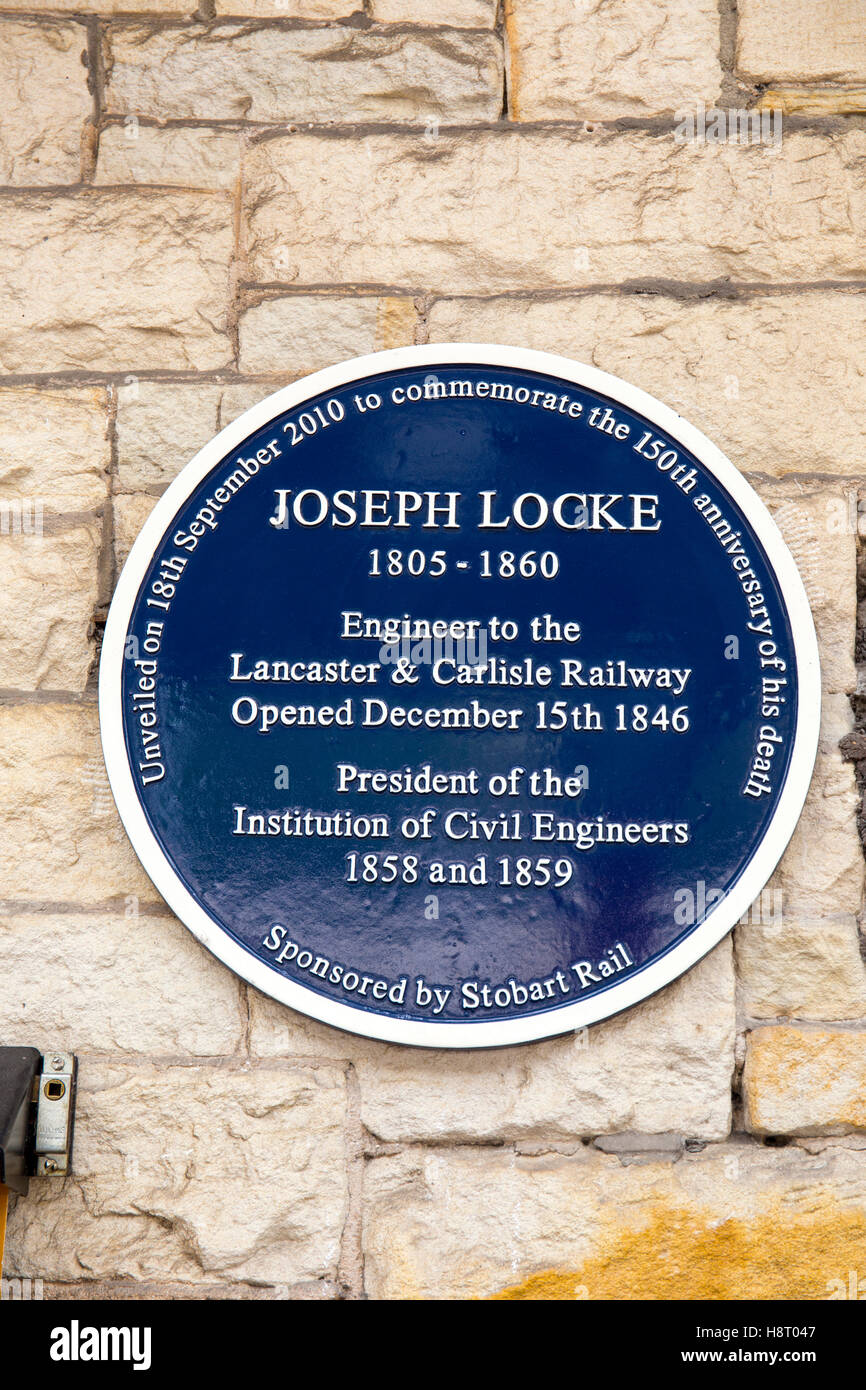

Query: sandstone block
[
  {"left": 736, "top": 911, "right": 866, "bottom": 1021},
  {"left": 364, "top": 1139, "right": 866, "bottom": 1298},
  {"left": 41, "top": 1279, "right": 337, "bottom": 1299},
  {"left": 0, "top": 0, "right": 207, "bottom": 10},
  {"left": 0, "top": 192, "right": 232, "bottom": 373},
  {"left": 745, "top": 1026, "right": 866, "bottom": 1135},
  {"left": 0, "top": 910, "right": 244, "bottom": 1055},
  {"left": 104, "top": 25, "right": 503, "bottom": 123},
  {"left": 505, "top": 0, "right": 722, "bottom": 120},
  {"left": 357, "top": 944, "right": 734, "bottom": 1143},
  {"left": 116, "top": 383, "right": 228, "bottom": 495},
  {"left": 0, "top": 521, "right": 101, "bottom": 690},
  {"left": 753, "top": 479, "right": 857, "bottom": 698},
  {"left": 0, "top": 703, "right": 157, "bottom": 903},
  {"left": 114, "top": 491, "right": 157, "bottom": 570},
  {"left": 427, "top": 292, "right": 866, "bottom": 477},
  {"left": 115, "top": 382, "right": 275, "bottom": 496},
  {"left": 0, "top": 387, "right": 110, "bottom": 512},
  {"left": 764, "top": 694, "right": 863, "bottom": 923},
  {"left": 238, "top": 294, "right": 417, "bottom": 375},
  {"left": 737, "top": 0, "right": 866, "bottom": 83},
  {"left": 215, "top": 0, "right": 360, "bottom": 14},
  {"left": 371, "top": 1, "right": 497, "bottom": 23},
  {"left": 0, "top": 20, "right": 91, "bottom": 185},
  {"left": 217, "top": 382, "right": 278, "bottom": 425},
  {"left": 245, "top": 130, "right": 866, "bottom": 291},
  {"left": 0, "top": 0, "right": 351, "bottom": 10},
  {"left": 5, "top": 1062, "right": 348, "bottom": 1284},
  {"left": 96, "top": 125, "right": 242, "bottom": 190}
]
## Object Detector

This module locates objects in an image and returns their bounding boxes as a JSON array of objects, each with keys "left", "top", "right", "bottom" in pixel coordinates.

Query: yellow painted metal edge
[{"left": 0, "top": 1185, "right": 7, "bottom": 1300}]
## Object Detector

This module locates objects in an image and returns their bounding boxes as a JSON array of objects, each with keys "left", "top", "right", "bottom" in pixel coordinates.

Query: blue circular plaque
[{"left": 100, "top": 346, "right": 820, "bottom": 1047}]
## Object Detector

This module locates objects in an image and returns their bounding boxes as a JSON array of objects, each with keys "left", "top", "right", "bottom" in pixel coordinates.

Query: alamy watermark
[
  {"left": 824, "top": 490, "right": 866, "bottom": 536},
  {"left": 378, "top": 626, "right": 489, "bottom": 672},
  {"left": 674, "top": 878, "right": 784, "bottom": 931},
  {"left": 826, "top": 1270, "right": 866, "bottom": 1299},
  {"left": 0, "top": 498, "right": 43, "bottom": 536},
  {"left": 1, "top": 1275, "right": 44, "bottom": 1299},
  {"left": 674, "top": 102, "right": 783, "bottom": 152}
]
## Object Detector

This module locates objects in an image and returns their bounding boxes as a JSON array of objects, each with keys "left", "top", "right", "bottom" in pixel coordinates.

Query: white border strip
[{"left": 99, "top": 345, "right": 821, "bottom": 1048}]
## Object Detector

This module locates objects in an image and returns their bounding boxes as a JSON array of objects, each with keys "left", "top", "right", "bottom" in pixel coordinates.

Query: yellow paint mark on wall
[
  {"left": 489, "top": 1200, "right": 866, "bottom": 1300},
  {"left": 375, "top": 298, "right": 417, "bottom": 352},
  {"left": 502, "top": 1, "right": 521, "bottom": 122},
  {"left": 0, "top": 1185, "right": 7, "bottom": 1300},
  {"left": 757, "top": 86, "right": 866, "bottom": 115}
]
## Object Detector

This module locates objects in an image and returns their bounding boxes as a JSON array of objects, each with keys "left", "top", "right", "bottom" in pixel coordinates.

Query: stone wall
[{"left": 1, "top": 0, "right": 865, "bottom": 1300}]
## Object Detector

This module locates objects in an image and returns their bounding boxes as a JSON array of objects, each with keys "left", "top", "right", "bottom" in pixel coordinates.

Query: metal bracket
[
  {"left": 0, "top": 1047, "right": 77, "bottom": 1195},
  {"left": 34, "top": 1052, "right": 76, "bottom": 1178}
]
